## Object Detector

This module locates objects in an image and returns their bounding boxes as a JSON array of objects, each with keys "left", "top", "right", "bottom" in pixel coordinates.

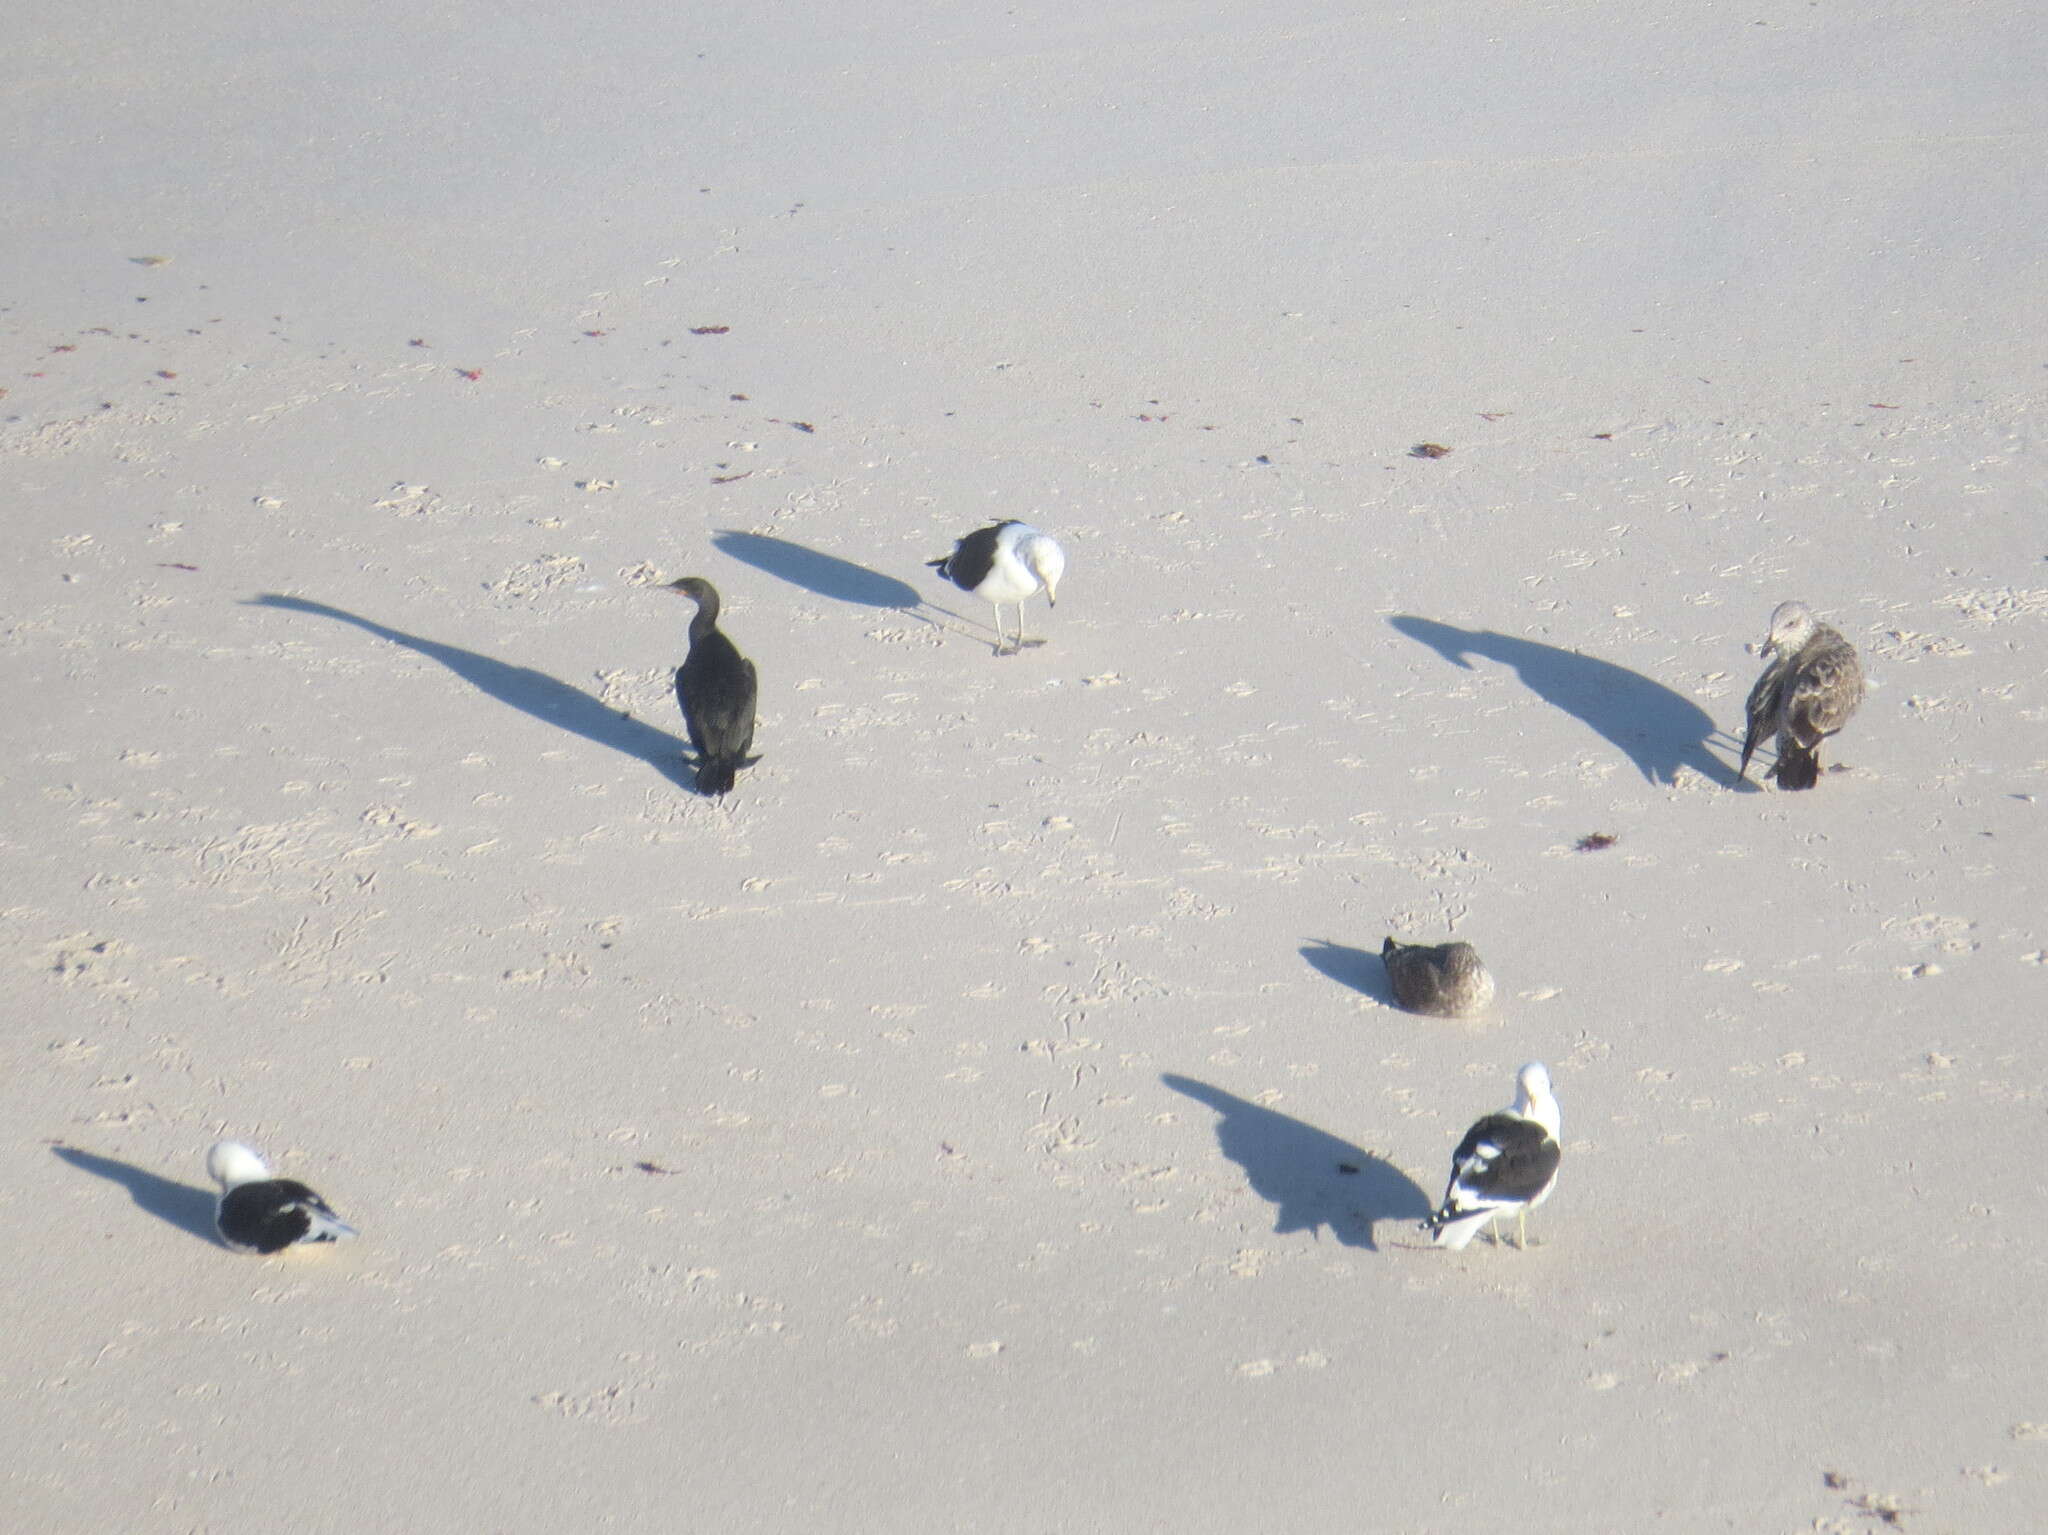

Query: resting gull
[
  {"left": 1422, "top": 1063, "right": 1562, "bottom": 1251},
  {"left": 1382, "top": 937, "right": 1495, "bottom": 1018},
  {"left": 667, "top": 576, "right": 760, "bottom": 796},
  {"left": 927, "top": 520, "right": 1065, "bottom": 655},
  {"left": 1739, "top": 600, "right": 1864, "bottom": 790},
  {"left": 207, "top": 1141, "right": 358, "bottom": 1254}
]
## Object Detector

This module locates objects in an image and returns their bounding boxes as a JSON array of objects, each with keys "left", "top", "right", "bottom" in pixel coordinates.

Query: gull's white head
[
  {"left": 207, "top": 1141, "right": 272, "bottom": 1190},
  {"left": 1756, "top": 600, "right": 1817, "bottom": 658},
  {"left": 1513, "top": 1063, "right": 1560, "bottom": 1135},
  {"left": 1022, "top": 532, "right": 1065, "bottom": 606}
]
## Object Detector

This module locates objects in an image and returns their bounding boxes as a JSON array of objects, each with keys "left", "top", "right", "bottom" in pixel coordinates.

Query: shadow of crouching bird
[
  {"left": 1300, "top": 939, "right": 1399, "bottom": 1008},
  {"left": 52, "top": 1144, "right": 225, "bottom": 1246},
  {"left": 1389, "top": 615, "right": 1733, "bottom": 786},
  {"left": 1162, "top": 1075, "right": 1431, "bottom": 1250},
  {"left": 244, "top": 594, "right": 693, "bottom": 790}
]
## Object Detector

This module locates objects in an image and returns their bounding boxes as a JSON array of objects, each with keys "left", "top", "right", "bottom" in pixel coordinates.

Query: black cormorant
[{"left": 668, "top": 576, "right": 759, "bottom": 796}]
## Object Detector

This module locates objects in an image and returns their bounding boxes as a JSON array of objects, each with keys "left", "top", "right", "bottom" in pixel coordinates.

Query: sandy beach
[{"left": 7, "top": 4, "right": 2047, "bottom": 1530}]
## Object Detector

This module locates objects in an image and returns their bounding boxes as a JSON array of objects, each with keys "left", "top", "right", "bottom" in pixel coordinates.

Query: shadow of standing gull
[
  {"left": 246, "top": 595, "right": 693, "bottom": 789},
  {"left": 1300, "top": 939, "right": 1398, "bottom": 1008},
  {"left": 53, "top": 1145, "right": 223, "bottom": 1246},
  {"left": 1389, "top": 614, "right": 1733, "bottom": 786},
  {"left": 712, "top": 531, "right": 921, "bottom": 608},
  {"left": 1162, "top": 1075, "right": 1430, "bottom": 1251}
]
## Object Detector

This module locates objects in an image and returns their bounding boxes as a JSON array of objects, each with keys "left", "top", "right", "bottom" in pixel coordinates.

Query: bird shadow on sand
[
  {"left": 712, "top": 531, "right": 921, "bottom": 608},
  {"left": 1162, "top": 1075, "right": 1431, "bottom": 1251},
  {"left": 1389, "top": 615, "right": 1737, "bottom": 787},
  {"left": 53, "top": 1145, "right": 223, "bottom": 1246},
  {"left": 711, "top": 530, "right": 998, "bottom": 649},
  {"left": 246, "top": 595, "right": 694, "bottom": 791},
  {"left": 1300, "top": 939, "right": 1398, "bottom": 1008}
]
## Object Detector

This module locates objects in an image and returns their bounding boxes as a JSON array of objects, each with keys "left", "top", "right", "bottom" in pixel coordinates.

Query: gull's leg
[
  {"left": 1515, "top": 1208, "right": 1530, "bottom": 1250},
  {"left": 989, "top": 599, "right": 1009, "bottom": 655}
]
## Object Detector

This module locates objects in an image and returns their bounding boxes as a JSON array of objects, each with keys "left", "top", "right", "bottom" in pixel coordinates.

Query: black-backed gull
[
  {"left": 1382, "top": 937, "right": 1495, "bottom": 1018},
  {"left": 926, "top": 521, "right": 1065, "bottom": 655},
  {"left": 1422, "top": 1063, "right": 1562, "bottom": 1251},
  {"left": 1739, "top": 600, "right": 1864, "bottom": 790},
  {"left": 207, "top": 1141, "right": 357, "bottom": 1254},
  {"left": 667, "top": 576, "right": 760, "bottom": 796}
]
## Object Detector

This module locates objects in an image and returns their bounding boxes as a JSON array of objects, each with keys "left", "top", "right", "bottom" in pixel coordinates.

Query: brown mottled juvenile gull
[
  {"left": 1421, "top": 1063, "right": 1562, "bottom": 1251},
  {"left": 1739, "top": 600, "right": 1864, "bottom": 790},
  {"left": 1382, "top": 937, "right": 1495, "bottom": 1018}
]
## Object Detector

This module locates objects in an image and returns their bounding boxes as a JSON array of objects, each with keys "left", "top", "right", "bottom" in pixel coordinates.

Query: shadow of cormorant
[
  {"left": 247, "top": 595, "right": 693, "bottom": 789},
  {"left": 1162, "top": 1075, "right": 1430, "bottom": 1250},
  {"left": 53, "top": 1145, "right": 223, "bottom": 1246},
  {"left": 1389, "top": 615, "right": 1734, "bottom": 786},
  {"left": 712, "top": 531, "right": 920, "bottom": 608},
  {"left": 1301, "top": 939, "right": 1399, "bottom": 1008}
]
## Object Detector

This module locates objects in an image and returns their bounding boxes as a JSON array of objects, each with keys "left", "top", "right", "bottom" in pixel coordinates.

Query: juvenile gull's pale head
[{"left": 1757, "top": 600, "right": 1817, "bottom": 657}]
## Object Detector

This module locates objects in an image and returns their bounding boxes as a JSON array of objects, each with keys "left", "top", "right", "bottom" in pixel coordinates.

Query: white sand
[{"left": 7, "top": 4, "right": 2047, "bottom": 1529}]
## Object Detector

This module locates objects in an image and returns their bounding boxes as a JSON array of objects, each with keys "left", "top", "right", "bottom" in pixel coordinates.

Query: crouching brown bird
[{"left": 1382, "top": 936, "right": 1495, "bottom": 1018}]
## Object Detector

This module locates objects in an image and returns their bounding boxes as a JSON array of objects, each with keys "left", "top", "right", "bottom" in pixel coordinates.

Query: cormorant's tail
[
  {"left": 1771, "top": 742, "right": 1820, "bottom": 790},
  {"left": 925, "top": 555, "right": 949, "bottom": 574},
  {"left": 695, "top": 759, "right": 739, "bottom": 796}
]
